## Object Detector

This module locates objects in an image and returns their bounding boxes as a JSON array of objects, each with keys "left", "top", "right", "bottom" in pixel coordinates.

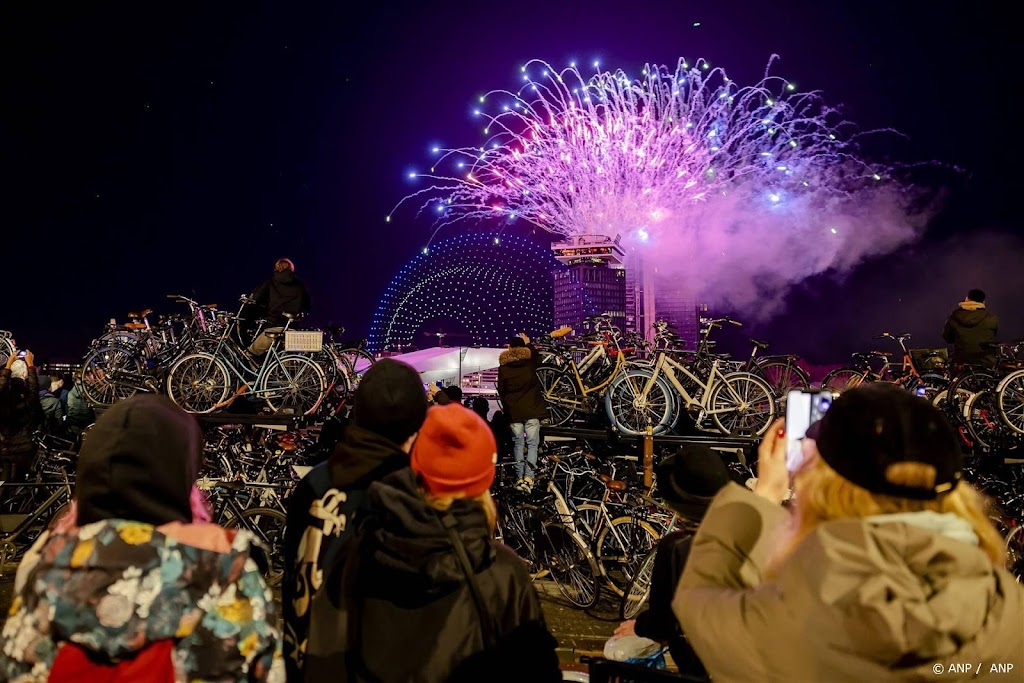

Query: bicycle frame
[{"left": 639, "top": 353, "right": 746, "bottom": 416}]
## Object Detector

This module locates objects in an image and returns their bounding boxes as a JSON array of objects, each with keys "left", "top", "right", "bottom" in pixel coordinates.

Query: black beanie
[
  {"left": 656, "top": 444, "right": 731, "bottom": 520},
  {"left": 352, "top": 359, "right": 429, "bottom": 444},
  {"left": 76, "top": 395, "right": 201, "bottom": 527}
]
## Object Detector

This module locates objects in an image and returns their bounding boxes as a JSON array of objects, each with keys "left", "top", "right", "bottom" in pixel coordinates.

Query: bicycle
[
  {"left": 200, "top": 478, "right": 288, "bottom": 587},
  {"left": 822, "top": 332, "right": 945, "bottom": 395},
  {"left": 166, "top": 295, "right": 327, "bottom": 415},
  {"left": 537, "top": 314, "right": 633, "bottom": 427},
  {"left": 604, "top": 349, "right": 777, "bottom": 437}
]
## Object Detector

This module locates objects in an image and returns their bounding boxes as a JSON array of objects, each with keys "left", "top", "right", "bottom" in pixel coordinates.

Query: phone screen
[{"left": 785, "top": 390, "right": 833, "bottom": 472}]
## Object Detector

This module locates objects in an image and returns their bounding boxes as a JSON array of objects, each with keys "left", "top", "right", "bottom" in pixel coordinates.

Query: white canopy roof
[{"left": 389, "top": 346, "right": 504, "bottom": 385}]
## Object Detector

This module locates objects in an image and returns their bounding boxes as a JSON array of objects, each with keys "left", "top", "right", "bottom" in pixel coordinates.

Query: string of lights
[
  {"left": 368, "top": 233, "right": 563, "bottom": 353},
  {"left": 389, "top": 55, "right": 901, "bottom": 244}
]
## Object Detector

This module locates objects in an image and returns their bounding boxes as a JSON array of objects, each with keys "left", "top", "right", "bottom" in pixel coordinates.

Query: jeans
[
  {"left": 511, "top": 418, "right": 541, "bottom": 480},
  {"left": 248, "top": 327, "right": 283, "bottom": 356}
]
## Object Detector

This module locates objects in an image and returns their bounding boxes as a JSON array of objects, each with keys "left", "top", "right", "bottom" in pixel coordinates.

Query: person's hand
[
  {"left": 614, "top": 620, "right": 636, "bottom": 638},
  {"left": 518, "top": 332, "right": 530, "bottom": 345},
  {"left": 754, "top": 419, "right": 790, "bottom": 505},
  {"left": 426, "top": 384, "right": 440, "bottom": 400},
  {"left": 23, "top": 351, "right": 34, "bottom": 367},
  {"left": 5, "top": 350, "right": 16, "bottom": 369}
]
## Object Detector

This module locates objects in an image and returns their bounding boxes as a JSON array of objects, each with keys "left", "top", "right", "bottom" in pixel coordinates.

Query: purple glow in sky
[{"left": 394, "top": 55, "right": 934, "bottom": 316}]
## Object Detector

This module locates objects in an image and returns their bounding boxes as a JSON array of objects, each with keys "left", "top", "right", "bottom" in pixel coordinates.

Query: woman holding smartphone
[{"left": 673, "top": 383, "right": 1023, "bottom": 682}]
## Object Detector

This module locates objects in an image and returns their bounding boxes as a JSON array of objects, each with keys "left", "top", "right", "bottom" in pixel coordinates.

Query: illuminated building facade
[{"left": 551, "top": 235, "right": 627, "bottom": 333}]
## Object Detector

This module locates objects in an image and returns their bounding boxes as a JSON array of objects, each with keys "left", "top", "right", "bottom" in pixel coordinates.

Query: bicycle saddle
[
  {"left": 124, "top": 322, "right": 147, "bottom": 330},
  {"left": 281, "top": 311, "right": 305, "bottom": 320},
  {"left": 750, "top": 339, "right": 770, "bottom": 350},
  {"left": 127, "top": 309, "right": 153, "bottom": 319},
  {"left": 265, "top": 330, "right": 286, "bottom": 339},
  {"left": 598, "top": 474, "right": 628, "bottom": 492}
]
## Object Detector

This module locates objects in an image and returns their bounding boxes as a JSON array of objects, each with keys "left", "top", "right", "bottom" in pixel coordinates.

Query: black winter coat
[
  {"left": 942, "top": 303, "right": 999, "bottom": 365},
  {"left": 252, "top": 269, "right": 311, "bottom": 326},
  {"left": 633, "top": 531, "right": 707, "bottom": 678},
  {"left": 65, "top": 384, "right": 96, "bottom": 430},
  {"left": 0, "top": 367, "right": 41, "bottom": 466},
  {"left": 497, "top": 346, "right": 548, "bottom": 423},
  {"left": 304, "top": 467, "right": 561, "bottom": 683},
  {"left": 283, "top": 425, "right": 410, "bottom": 682}
]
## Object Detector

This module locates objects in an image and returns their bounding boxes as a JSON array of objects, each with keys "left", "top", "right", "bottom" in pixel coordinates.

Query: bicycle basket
[
  {"left": 284, "top": 330, "right": 323, "bottom": 353},
  {"left": 909, "top": 348, "right": 947, "bottom": 370}
]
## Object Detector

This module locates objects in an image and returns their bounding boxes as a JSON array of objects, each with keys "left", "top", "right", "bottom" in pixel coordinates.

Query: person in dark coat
[
  {"left": 942, "top": 288, "right": 999, "bottom": 366},
  {"left": 282, "top": 358, "right": 429, "bottom": 682},
  {"left": 0, "top": 350, "right": 40, "bottom": 481},
  {"left": 65, "top": 380, "right": 96, "bottom": 431},
  {"left": 38, "top": 374, "right": 66, "bottom": 436},
  {"left": 497, "top": 333, "right": 548, "bottom": 489},
  {"left": 248, "top": 257, "right": 312, "bottom": 356},
  {"left": 614, "top": 444, "right": 730, "bottom": 678},
  {"left": 304, "top": 403, "right": 561, "bottom": 683},
  {"left": 473, "top": 397, "right": 514, "bottom": 463}
]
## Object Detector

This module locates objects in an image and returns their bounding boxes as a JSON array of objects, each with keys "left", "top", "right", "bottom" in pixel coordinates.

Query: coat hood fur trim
[{"left": 499, "top": 346, "right": 532, "bottom": 366}]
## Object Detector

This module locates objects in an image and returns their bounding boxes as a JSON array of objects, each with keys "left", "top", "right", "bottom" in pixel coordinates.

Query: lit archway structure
[{"left": 369, "top": 233, "right": 562, "bottom": 353}]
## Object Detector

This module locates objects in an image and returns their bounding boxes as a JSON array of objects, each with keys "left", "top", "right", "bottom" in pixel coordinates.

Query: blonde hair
[
  {"left": 422, "top": 489, "right": 497, "bottom": 533},
  {"left": 10, "top": 359, "right": 28, "bottom": 380},
  {"left": 274, "top": 258, "right": 295, "bottom": 273},
  {"left": 778, "top": 454, "right": 1005, "bottom": 567}
]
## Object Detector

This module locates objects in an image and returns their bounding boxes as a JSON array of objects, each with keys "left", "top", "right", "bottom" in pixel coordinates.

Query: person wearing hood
[
  {"left": 497, "top": 333, "right": 548, "bottom": 490},
  {"left": 613, "top": 445, "right": 730, "bottom": 678},
  {"left": 1, "top": 395, "right": 283, "bottom": 682},
  {"left": 942, "top": 288, "right": 999, "bottom": 366},
  {"left": 248, "top": 258, "right": 312, "bottom": 356},
  {"left": 37, "top": 373, "right": 66, "bottom": 436},
  {"left": 1, "top": 350, "right": 40, "bottom": 482},
  {"left": 282, "top": 358, "right": 429, "bottom": 681},
  {"left": 303, "top": 402, "right": 561, "bottom": 682},
  {"left": 673, "top": 384, "right": 1023, "bottom": 683}
]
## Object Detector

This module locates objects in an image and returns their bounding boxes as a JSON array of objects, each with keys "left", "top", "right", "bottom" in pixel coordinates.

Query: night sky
[{"left": 3, "top": 1, "right": 1019, "bottom": 363}]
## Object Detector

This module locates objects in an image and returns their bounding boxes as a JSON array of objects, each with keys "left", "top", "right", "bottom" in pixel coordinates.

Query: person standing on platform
[{"left": 497, "top": 333, "right": 547, "bottom": 491}]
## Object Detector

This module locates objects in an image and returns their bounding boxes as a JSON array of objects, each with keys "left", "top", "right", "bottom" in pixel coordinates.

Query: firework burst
[{"left": 391, "top": 55, "right": 896, "bottom": 242}]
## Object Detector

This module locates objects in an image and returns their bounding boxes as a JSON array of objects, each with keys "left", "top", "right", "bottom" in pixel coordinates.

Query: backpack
[{"left": 303, "top": 509, "right": 497, "bottom": 683}]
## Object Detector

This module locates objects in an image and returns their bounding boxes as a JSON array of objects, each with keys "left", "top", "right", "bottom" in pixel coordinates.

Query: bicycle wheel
[
  {"left": 337, "top": 347, "right": 375, "bottom": 384},
  {"left": 997, "top": 370, "right": 1024, "bottom": 435},
  {"left": 536, "top": 366, "right": 580, "bottom": 427},
  {"left": 709, "top": 373, "right": 777, "bottom": 437},
  {"left": 80, "top": 345, "right": 143, "bottom": 406},
  {"left": 964, "top": 390, "right": 998, "bottom": 451},
  {"left": 260, "top": 354, "right": 327, "bottom": 415},
  {"left": 604, "top": 370, "right": 676, "bottom": 436},
  {"left": 756, "top": 359, "right": 811, "bottom": 397},
  {"left": 166, "top": 352, "right": 232, "bottom": 414},
  {"left": 594, "top": 516, "right": 662, "bottom": 597},
  {"left": 1006, "top": 524, "right": 1023, "bottom": 583},
  {"left": 498, "top": 502, "right": 541, "bottom": 570},
  {"left": 538, "top": 522, "right": 601, "bottom": 609},
  {"left": 223, "top": 507, "right": 287, "bottom": 587},
  {"left": 821, "top": 368, "right": 867, "bottom": 393},
  {"left": 620, "top": 544, "right": 659, "bottom": 619}
]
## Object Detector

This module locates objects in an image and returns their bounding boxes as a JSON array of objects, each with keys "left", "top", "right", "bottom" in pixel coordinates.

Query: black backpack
[{"left": 304, "top": 508, "right": 498, "bottom": 683}]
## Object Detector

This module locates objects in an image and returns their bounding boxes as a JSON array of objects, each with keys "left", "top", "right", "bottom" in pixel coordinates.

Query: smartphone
[
  {"left": 785, "top": 389, "right": 835, "bottom": 472},
  {"left": 17, "top": 350, "right": 27, "bottom": 358}
]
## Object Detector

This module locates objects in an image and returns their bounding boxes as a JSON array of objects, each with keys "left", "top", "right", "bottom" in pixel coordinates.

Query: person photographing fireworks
[{"left": 248, "top": 258, "right": 312, "bottom": 357}]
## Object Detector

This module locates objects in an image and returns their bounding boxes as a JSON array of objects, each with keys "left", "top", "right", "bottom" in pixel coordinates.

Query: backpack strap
[{"left": 435, "top": 509, "right": 498, "bottom": 650}]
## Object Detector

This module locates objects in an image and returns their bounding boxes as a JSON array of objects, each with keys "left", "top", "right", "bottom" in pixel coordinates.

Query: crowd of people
[{"left": 2, "top": 284, "right": 1023, "bottom": 681}]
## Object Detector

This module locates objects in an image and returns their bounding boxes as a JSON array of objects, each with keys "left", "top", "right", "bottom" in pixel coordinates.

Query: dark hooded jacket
[
  {"left": 497, "top": 345, "right": 548, "bottom": 423},
  {"left": 303, "top": 468, "right": 561, "bottom": 683},
  {"left": 282, "top": 425, "right": 411, "bottom": 681},
  {"left": 0, "top": 365, "right": 41, "bottom": 473},
  {"left": 942, "top": 302, "right": 999, "bottom": 365},
  {"left": 253, "top": 269, "right": 311, "bottom": 326},
  {"left": 65, "top": 383, "right": 96, "bottom": 430}
]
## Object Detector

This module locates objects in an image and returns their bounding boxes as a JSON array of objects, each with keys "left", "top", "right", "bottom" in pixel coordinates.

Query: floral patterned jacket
[{"left": 1, "top": 519, "right": 284, "bottom": 682}]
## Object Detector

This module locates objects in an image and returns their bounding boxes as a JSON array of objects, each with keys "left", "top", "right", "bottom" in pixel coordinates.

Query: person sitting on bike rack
[
  {"left": 614, "top": 445, "right": 730, "bottom": 680},
  {"left": 498, "top": 333, "right": 548, "bottom": 492},
  {"left": 943, "top": 288, "right": 999, "bottom": 368},
  {"left": 248, "top": 257, "right": 312, "bottom": 357},
  {"left": 1, "top": 395, "right": 283, "bottom": 681}
]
